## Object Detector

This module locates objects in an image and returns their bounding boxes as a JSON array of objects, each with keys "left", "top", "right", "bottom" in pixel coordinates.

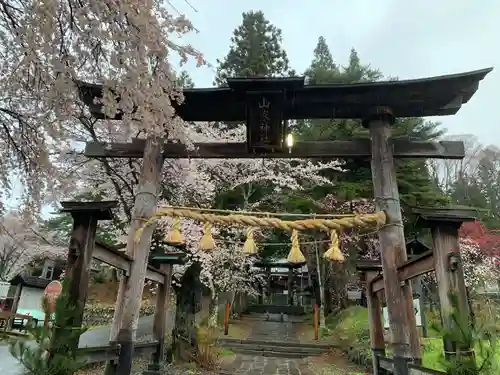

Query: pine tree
[
  {"left": 304, "top": 36, "right": 340, "bottom": 84},
  {"left": 297, "top": 37, "right": 446, "bottom": 208},
  {"left": 9, "top": 277, "right": 88, "bottom": 375},
  {"left": 214, "top": 10, "right": 295, "bottom": 86}
]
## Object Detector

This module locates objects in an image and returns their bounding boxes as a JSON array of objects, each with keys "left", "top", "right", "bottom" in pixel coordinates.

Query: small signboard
[
  {"left": 246, "top": 92, "right": 285, "bottom": 152},
  {"left": 382, "top": 298, "right": 422, "bottom": 328},
  {"left": 42, "top": 280, "right": 62, "bottom": 314}
]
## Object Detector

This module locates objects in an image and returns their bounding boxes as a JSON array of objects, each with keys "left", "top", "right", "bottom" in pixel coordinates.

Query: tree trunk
[
  {"left": 209, "top": 292, "right": 219, "bottom": 327},
  {"left": 115, "top": 136, "right": 165, "bottom": 375}
]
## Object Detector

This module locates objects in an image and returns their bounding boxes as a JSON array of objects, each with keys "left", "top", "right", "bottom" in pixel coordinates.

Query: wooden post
[
  {"left": 365, "top": 108, "right": 420, "bottom": 373},
  {"left": 143, "top": 263, "right": 173, "bottom": 375},
  {"left": 116, "top": 137, "right": 165, "bottom": 375},
  {"left": 313, "top": 304, "right": 319, "bottom": 341},
  {"left": 257, "top": 283, "right": 263, "bottom": 305},
  {"left": 7, "top": 283, "right": 22, "bottom": 331},
  {"left": 105, "top": 270, "right": 126, "bottom": 375},
  {"left": 366, "top": 271, "right": 388, "bottom": 375},
  {"left": 413, "top": 277, "right": 428, "bottom": 338},
  {"left": 266, "top": 266, "right": 272, "bottom": 304},
  {"left": 224, "top": 303, "right": 230, "bottom": 336},
  {"left": 419, "top": 211, "right": 475, "bottom": 362},
  {"left": 52, "top": 201, "right": 117, "bottom": 352},
  {"left": 287, "top": 267, "right": 293, "bottom": 306}
]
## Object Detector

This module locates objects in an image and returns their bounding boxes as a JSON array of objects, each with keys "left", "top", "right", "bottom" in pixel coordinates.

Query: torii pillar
[
  {"left": 364, "top": 108, "right": 421, "bottom": 374},
  {"left": 52, "top": 201, "right": 117, "bottom": 352},
  {"left": 413, "top": 207, "right": 476, "bottom": 363}
]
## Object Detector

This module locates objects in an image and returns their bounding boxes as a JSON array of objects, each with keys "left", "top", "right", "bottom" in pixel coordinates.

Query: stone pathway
[
  {"left": 228, "top": 355, "right": 311, "bottom": 375},
  {"left": 223, "top": 314, "right": 312, "bottom": 375},
  {"left": 247, "top": 314, "right": 299, "bottom": 343},
  {"left": 222, "top": 313, "right": 369, "bottom": 375}
]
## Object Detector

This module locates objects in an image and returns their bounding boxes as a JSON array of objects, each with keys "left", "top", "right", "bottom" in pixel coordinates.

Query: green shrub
[{"left": 326, "top": 306, "right": 372, "bottom": 368}]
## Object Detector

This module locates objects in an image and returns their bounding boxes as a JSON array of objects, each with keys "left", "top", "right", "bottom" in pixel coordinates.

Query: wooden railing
[
  {"left": 76, "top": 341, "right": 159, "bottom": 364},
  {"left": 377, "top": 355, "right": 446, "bottom": 375}
]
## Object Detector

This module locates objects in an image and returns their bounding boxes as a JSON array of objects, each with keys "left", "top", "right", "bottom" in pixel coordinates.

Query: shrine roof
[{"left": 78, "top": 67, "right": 492, "bottom": 121}]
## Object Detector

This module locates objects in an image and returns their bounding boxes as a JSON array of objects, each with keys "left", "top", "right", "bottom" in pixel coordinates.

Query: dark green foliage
[
  {"left": 9, "top": 278, "right": 88, "bottom": 375},
  {"left": 41, "top": 192, "right": 123, "bottom": 247},
  {"left": 214, "top": 10, "right": 294, "bottom": 86},
  {"left": 296, "top": 36, "right": 448, "bottom": 211}
]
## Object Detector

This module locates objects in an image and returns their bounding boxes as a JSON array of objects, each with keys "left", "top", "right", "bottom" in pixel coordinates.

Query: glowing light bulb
[{"left": 286, "top": 133, "right": 294, "bottom": 148}]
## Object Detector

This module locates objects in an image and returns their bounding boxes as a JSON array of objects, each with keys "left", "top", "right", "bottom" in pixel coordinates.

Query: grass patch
[
  {"left": 218, "top": 348, "right": 234, "bottom": 356},
  {"left": 219, "top": 320, "right": 253, "bottom": 339},
  {"left": 323, "top": 304, "right": 500, "bottom": 373}
]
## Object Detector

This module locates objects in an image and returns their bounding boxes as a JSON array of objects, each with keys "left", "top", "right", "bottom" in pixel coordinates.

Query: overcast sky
[
  {"left": 5, "top": 0, "right": 499, "bottom": 212},
  {"left": 173, "top": 0, "right": 498, "bottom": 145}
]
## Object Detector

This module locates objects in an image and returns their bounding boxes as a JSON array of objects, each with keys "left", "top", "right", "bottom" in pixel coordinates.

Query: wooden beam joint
[
  {"left": 93, "top": 242, "right": 166, "bottom": 284},
  {"left": 371, "top": 250, "right": 435, "bottom": 293}
]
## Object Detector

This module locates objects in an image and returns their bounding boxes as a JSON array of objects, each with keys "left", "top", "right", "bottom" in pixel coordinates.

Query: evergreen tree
[
  {"left": 214, "top": 10, "right": 295, "bottom": 86},
  {"left": 297, "top": 37, "right": 447, "bottom": 209},
  {"left": 9, "top": 278, "right": 88, "bottom": 375}
]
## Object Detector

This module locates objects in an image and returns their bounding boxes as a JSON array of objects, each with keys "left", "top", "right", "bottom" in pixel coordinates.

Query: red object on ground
[
  {"left": 313, "top": 304, "right": 319, "bottom": 341},
  {"left": 43, "top": 280, "right": 62, "bottom": 313}
]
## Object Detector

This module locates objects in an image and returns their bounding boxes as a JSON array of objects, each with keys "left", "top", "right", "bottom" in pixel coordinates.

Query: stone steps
[{"left": 219, "top": 339, "right": 332, "bottom": 359}]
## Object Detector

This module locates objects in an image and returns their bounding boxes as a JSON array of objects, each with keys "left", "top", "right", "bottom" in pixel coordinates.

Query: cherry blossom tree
[
  {"left": 191, "top": 123, "right": 343, "bottom": 206},
  {"left": 0, "top": 211, "right": 66, "bottom": 280},
  {"left": 459, "top": 237, "right": 498, "bottom": 290},
  {"left": 1, "top": 0, "right": 203, "bottom": 215}
]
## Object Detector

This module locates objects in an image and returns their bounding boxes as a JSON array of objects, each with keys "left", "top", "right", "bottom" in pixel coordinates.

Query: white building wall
[{"left": 17, "top": 287, "right": 44, "bottom": 311}]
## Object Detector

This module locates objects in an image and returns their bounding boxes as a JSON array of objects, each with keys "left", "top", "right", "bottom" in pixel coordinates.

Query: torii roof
[{"left": 77, "top": 67, "right": 493, "bottom": 121}]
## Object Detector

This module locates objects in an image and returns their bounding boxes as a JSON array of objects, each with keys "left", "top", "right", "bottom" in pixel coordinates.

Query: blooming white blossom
[
  {"left": 459, "top": 237, "right": 498, "bottom": 289},
  {"left": 0, "top": 0, "right": 203, "bottom": 214},
  {"left": 0, "top": 211, "right": 66, "bottom": 280}
]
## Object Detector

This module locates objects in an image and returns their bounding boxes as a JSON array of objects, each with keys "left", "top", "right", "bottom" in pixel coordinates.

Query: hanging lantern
[
  {"left": 165, "top": 217, "right": 184, "bottom": 245},
  {"left": 324, "top": 230, "right": 344, "bottom": 262},
  {"left": 243, "top": 228, "right": 258, "bottom": 255},
  {"left": 287, "top": 229, "right": 306, "bottom": 263},
  {"left": 199, "top": 222, "right": 216, "bottom": 251}
]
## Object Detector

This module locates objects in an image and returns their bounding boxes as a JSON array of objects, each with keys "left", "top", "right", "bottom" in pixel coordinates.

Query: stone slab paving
[
  {"left": 222, "top": 314, "right": 313, "bottom": 375},
  {"left": 247, "top": 313, "right": 299, "bottom": 342},
  {"left": 222, "top": 313, "right": 369, "bottom": 375},
  {"left": 228, "top": 354, "right": 312, "bottom": 375}
]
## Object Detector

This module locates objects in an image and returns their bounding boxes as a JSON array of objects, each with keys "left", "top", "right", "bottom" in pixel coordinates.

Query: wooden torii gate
[
  {"left": 358, "top": 207, "right": 477, "bottom": 375},
  {"left": 77, "top": 68, "right": 492, "bottom": 375}
]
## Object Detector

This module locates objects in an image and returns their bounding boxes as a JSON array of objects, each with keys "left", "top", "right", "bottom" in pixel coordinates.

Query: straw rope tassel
[
  {"left": 243, "top": 228, "right": 258, "bottom": 255},
  {"left": 324, "top": 230, "right": 344, "bottom": 262},
  {"left": 165, "top": 216, "right": 184, "bottom": 245},
  {"left": 287, "top": 230, "right": 306, "bottom": 263},
  {"left": 199, "top": 222, "right": 216, "bottom": 251}
]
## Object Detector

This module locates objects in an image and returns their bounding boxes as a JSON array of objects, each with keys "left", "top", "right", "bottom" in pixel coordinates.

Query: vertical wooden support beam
[
  {"left": 412, "top": 277, "right": 428, "bottom": 338},
  {"left": 53, "top": 201, "right": 117, "bottom": 351},
  {"left": 432, "top": 220, "right": 474, "bottom": 360},
  {"left": 144, "top": 263, "right": 173, "bottom": 375},
  {"left": 116, "top": 138, "right": 165, "bottom": 375},
  {"left": 266, "top": 267, "right": 272, "bottom": 304},
  {"left": 288, "top": 267, "right": 293, "bottom": 306},
  {"left": 412, "top": 207, "right": 477, "bottom": 362},
  {"left": 224, "top": 303, "right": 230, "bottom": 336},
  {"left": 313, "top": 304, "right": 319, "bottom": 340},
  {"left": 366, "top": 271, "right": 387, "bottom": 375},
  {"left": 7, "top": 283, "right": 22, "bottom": 330},
  {"left": 365, "top": 107, "right": 420, "bottom": 374}
]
